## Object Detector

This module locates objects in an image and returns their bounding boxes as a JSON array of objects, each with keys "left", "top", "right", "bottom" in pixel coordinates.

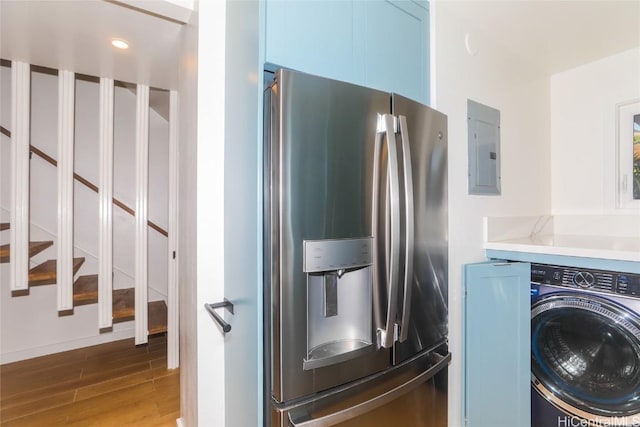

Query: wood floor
[{"left": 0, "top": 335, "right": 179, "bottom": 426}]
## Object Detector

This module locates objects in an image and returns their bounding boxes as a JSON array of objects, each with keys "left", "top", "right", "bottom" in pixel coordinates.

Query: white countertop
[
  {"left": 483, "top": 215, "right": 640, "bottom": 263},
  {"left": 484, "top": 234, "right": 640, "bottom": 262}
]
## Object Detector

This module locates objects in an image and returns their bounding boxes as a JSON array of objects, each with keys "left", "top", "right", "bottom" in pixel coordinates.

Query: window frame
[{"left": 617, "top": 99, "right": 640, "bottom": 209}]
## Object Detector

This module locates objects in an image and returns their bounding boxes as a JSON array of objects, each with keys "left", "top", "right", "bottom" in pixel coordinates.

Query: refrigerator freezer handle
[
  {"left": 287, "top": 351, "right": 452, "bottom": 427},
  {"left": 374, "top": 114, "right": 401, "bottom": 349},
  {"left": 398, "top": 115, "right": 414, "bottom": 343}
]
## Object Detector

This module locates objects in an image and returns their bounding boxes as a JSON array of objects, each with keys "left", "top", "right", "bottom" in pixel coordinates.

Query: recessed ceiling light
[{"left": 111, "top": 39, "right": 129, "bottom": 50}]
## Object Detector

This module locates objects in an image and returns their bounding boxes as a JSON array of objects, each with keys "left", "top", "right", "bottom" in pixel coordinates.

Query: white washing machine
[{"left": 530, "top": 264, "right": 640, "bottom": 427}]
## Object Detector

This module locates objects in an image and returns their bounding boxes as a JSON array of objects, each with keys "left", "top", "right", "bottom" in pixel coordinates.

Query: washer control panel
[{"left": 531, "top": 264, "right": 640, "bottom": 298}]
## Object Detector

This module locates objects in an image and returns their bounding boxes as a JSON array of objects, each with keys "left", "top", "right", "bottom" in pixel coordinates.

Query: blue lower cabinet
[{"left": 463, "top": 261, "right": 531, "bottom": 427}]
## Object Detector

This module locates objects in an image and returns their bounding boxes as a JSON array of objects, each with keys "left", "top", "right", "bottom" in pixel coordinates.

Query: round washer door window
[{"left": 531, "top": 293, "right": 640, "bottom": 420}]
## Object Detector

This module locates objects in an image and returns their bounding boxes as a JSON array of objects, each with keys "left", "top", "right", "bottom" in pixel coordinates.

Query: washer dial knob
[{"left": 573, "top": 271, "right": 596, "bottom": 288}]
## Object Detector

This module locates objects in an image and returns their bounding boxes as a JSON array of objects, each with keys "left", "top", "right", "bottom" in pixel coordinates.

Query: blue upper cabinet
[
  {"left": 265, "top": 0, "right": 430, "bottom": 104},
  {"left": 265, "top": 1, "right": 358, "bottom": 84},
  {"left": 354, "top": 1, "right": 429, "bottom": 104},
  {"left": 463, "top": 261, "right": 531, "bottom": 427}
]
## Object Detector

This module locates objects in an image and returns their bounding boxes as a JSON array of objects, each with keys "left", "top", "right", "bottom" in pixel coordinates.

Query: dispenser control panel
[{"left": 303, "top": 237, "right": 373, "bottom": 273}]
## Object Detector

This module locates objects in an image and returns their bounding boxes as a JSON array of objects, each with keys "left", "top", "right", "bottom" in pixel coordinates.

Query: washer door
[{"left": 531, "top": 293, "right": 640, "bottom": 422}]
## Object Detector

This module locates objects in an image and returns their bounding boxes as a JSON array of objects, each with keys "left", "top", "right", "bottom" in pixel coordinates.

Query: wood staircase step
[
  {"left": 112, "top": 288, "right": 135, "bottom": 322},
  {"left": 29, "top": 257, "right": 85, "bottom": 286},
  {"left": 74, "top": 282, "right": 168, "bottom": 335},
  {"left": 0, "top": 222, "right": 9, "bottom": 231},
  {"left": 0, "top": 240, "right": 54, "bottom": 263},
  {"left": 148, "top": 300, "right": 168, "bottom": 335},
  {"left": 73, "top": 274, "right": 98, "bottom": 305}
]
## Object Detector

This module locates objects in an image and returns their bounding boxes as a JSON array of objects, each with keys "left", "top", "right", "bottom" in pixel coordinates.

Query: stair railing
[
  {"left": 2, "top": 60, "right": 178, "bottom": 367},
  {"left": 1, "top": 126, "right": 168, "bottom": 237}
]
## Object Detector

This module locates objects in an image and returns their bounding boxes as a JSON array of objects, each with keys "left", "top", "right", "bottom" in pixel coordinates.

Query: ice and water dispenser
[{"left": 302, "top": 237, "right": 374, "bottom": 370}]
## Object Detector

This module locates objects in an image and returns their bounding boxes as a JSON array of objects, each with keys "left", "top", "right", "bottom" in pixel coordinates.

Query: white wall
[
  {"left": 551, "top": 47, "right": 640, "bottom": 216},
  {"left": 432, "top": 3, "right": 552, "bottom": 426},
  {"left": 0, "top": 65, "right": 170, "bottom": 363},
  {"left": 0, "top": 67, "right": 11, "bottom": 224}
]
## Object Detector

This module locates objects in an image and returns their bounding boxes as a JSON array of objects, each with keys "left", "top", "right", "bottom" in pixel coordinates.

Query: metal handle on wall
[
  {"left": 398, "top": 115, "right": 414, "bottom": 343},
  {"left": 205, "top": 299, "right": 234, "bottom": 334},
  {"left": 373, "top": 114, "right": 401, "bottom": 349},
  {"left": 287, "top": 351, "right": 452, "bottom": 427}
]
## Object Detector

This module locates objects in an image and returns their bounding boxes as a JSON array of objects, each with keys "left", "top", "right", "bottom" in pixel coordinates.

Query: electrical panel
[{"left": 468, "top": 99, "right": 501, "bottom": 195}]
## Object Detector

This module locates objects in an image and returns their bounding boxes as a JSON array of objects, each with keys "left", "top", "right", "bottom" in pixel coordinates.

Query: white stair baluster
[
  {"left": 10, "top": 61, "right": 31, "bottom": 292},
  {"left": 135, "top": 84, "right": 150, "bottom": 345},
  {"left": 57, "top": 70, "right": 75, "bottom": 311},
  {"left": 99, "top": 77, "right": 115, "bottom": 329}
]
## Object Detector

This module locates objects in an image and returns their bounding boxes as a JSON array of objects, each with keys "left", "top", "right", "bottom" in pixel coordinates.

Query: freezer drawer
[{"left": 271, "top": 346, "right": 450, "bottom": 427}]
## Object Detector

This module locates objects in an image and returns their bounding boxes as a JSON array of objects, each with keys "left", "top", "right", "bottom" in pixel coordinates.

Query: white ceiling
[
  {"left": 0, "top": 0, "right": 187, "bottom": 90},
  {"left": 442, "top": 0, "right": 640, "bottom": 75},
  {"left": 1, "top": 0, "right": 638, "bottom": 92}
]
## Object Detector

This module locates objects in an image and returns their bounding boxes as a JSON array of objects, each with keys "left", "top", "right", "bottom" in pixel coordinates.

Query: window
[
  {"left": 634, "top": 113, "right": 640, "bottom": 200},
  {"left": 617, "top": 100, "right": 640, "bottom": 208}
]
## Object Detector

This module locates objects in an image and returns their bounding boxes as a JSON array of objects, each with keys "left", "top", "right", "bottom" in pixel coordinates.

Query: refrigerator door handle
[
  {"left": 287, "top": 351, "right": 452, "bottom": 427},
  {"left": 398, "top": 115, "right": 414, "bottom": 343},
  {"left": 373, "top": 114, "right": 401, "bottom": 349}
]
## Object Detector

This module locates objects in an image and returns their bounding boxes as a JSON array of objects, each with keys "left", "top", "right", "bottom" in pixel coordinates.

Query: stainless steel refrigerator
[{"left": 264, "top": 69, "right": 450, "bottom": 427}]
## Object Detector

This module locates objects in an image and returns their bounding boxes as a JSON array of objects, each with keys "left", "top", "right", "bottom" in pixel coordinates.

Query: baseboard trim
[
  {"left": 0, "top": 327, "right": 135, "bottom": 364},
  {"left": 176, "top": 417, "right": 185, "bottom": 427}
]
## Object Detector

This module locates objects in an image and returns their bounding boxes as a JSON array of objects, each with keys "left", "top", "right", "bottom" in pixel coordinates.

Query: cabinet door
[
  {"left": 264, "top": 1, "right": 430, "bottom": 104},
  {"left": 463, "top": 262, "right": 531, "bottom": 427},
  {"left": 354, "top": 0, "right": 430, "bottom": 104},
  {"left": 265, "top": 0, "right": 357, "bottom": 84}
]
